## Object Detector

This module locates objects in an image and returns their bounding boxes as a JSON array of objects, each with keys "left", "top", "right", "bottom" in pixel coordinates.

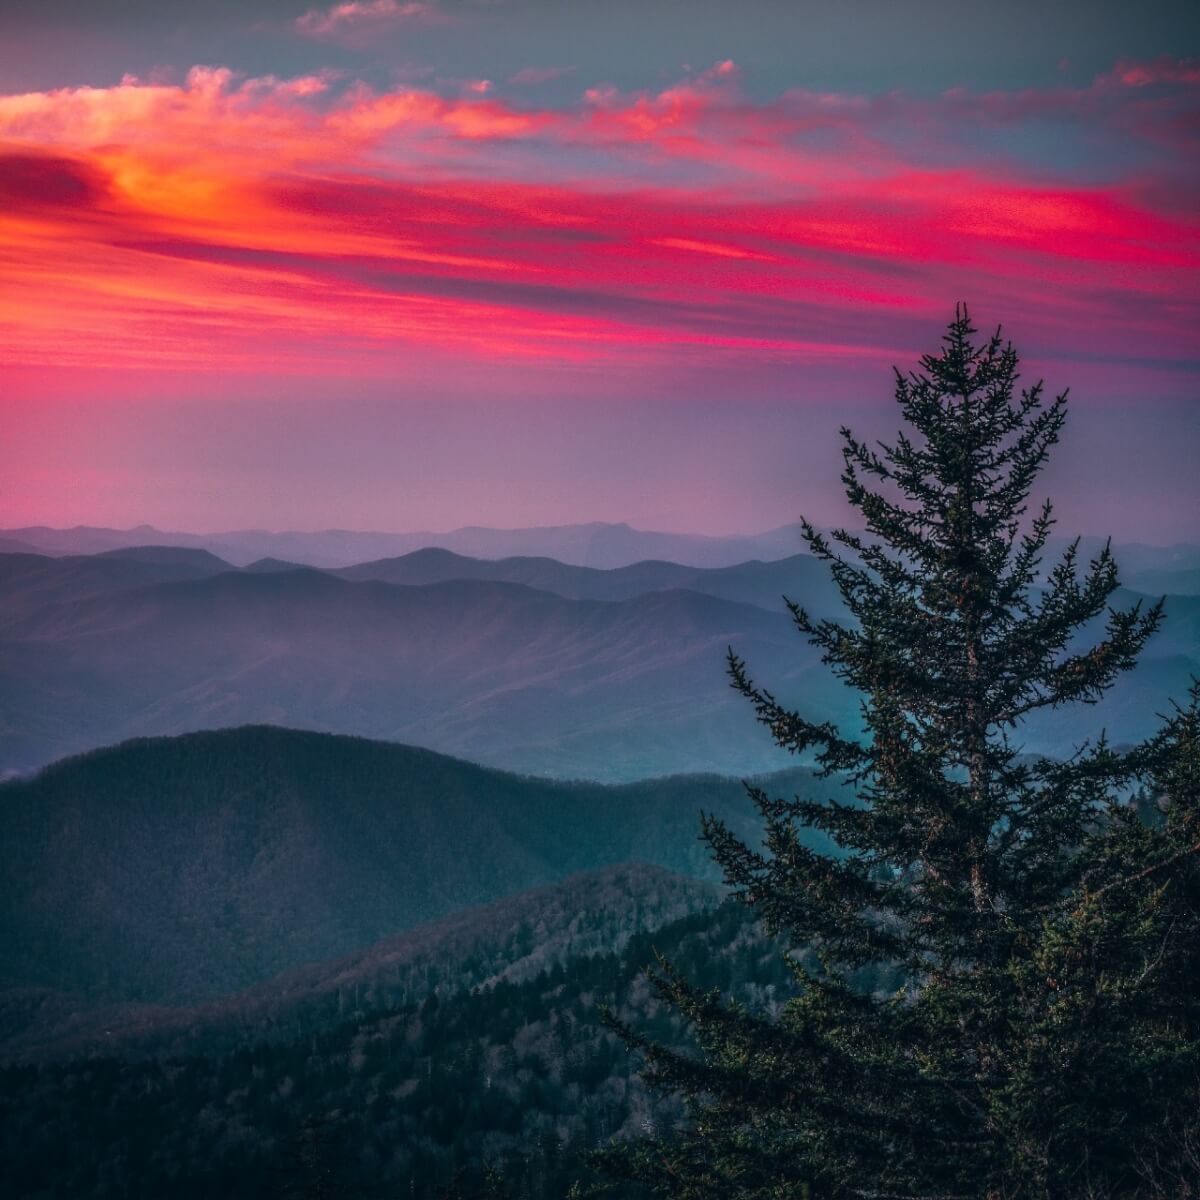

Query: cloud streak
[
  {"left": 295, "top": 0, "right": 441, "bottom": 38},
  {"left": 0, "top": 59, "right": 1196, "bottom": 385}
]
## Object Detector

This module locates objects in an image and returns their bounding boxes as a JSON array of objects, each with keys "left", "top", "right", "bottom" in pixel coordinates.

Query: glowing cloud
[{"left": 0, "top": 59, "right": 1196, "bottom": 380}]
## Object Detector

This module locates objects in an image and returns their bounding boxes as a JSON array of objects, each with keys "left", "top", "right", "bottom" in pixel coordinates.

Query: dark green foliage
[
  {"left": 597, "top": 310, "right": 1199, "bottom": 1198},
  {"left": 1, "top": 863, "right": 718, "bottom": 1063},
  {"left": 0, "top": 902, "right": 800, "bottom": 1200},
  {"left": 274, "top": 1114, "right": 348, "bottom": 1200}
]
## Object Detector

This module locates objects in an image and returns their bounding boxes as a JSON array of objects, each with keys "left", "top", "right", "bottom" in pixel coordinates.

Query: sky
[{"left": 1, "top": 0, "right": 1198, "bottom": 540}]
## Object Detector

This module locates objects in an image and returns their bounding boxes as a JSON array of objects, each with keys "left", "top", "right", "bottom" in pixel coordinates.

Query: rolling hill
[{"left": 0, "top": 726, "right": 846, "bottom": 1005}]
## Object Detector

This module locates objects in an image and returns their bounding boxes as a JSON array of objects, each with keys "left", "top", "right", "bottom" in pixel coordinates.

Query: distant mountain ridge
[
  {"left": 6, "top": 521, "right": 1198, "bottom": 574},
  {"left": 0, "top": 548, "right": 233, "bottom": 620},
  {"left": 0, "top": 559, "right": 853, "bottom": 778},
  {"left": 0, "top": 543, "right": 845, "bottom": 619},
  {"left": 1, "top": 544, "right": 1195, "bottom": 779},
  {"left": 332, "top": 546, "right": 846, "bottom": 610},
  {"left": 0, "top": 521, "right": 810, "bottom": 569}
]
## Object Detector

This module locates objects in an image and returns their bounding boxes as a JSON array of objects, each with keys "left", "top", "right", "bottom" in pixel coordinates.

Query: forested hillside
[
  {"left": 0, "top": 727, "right": 846, "bottom": 1005},
  {"left": 0, "top": 901, "right": 819, "bottom": 1200},
  {"left": 0, "top": 864, "right": 720, "bottom": 1064}
]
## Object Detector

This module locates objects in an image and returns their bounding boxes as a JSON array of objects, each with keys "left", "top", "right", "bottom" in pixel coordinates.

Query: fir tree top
[{"left": 595, "top": 308, "right": 1197, "bottom": 1200}]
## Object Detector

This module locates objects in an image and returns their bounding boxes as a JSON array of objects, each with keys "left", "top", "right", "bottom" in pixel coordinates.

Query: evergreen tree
[
  {"left": 274, "top": 1114, "right": 344, "bottom": 1200},
  {"left": 596, "top": 308, "right": 1199, "bottom": 1198}
]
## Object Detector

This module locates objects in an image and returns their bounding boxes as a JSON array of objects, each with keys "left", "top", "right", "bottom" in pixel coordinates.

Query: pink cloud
[
  {"left": 1104, "top": 56, "right": 1200, "bottom": 89},
  {"left": 0, "top": 60, "right": 1195, "bottom": 385}
]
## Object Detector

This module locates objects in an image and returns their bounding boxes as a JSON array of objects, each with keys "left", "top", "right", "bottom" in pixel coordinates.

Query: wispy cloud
[{"left": 295, "top": 0, "right": 440, "bottom": 39}]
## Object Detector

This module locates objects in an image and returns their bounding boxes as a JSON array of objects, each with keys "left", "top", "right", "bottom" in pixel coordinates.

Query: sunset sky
[{"left": 2, "top": 1, "right": 1198, "bottom": 539}]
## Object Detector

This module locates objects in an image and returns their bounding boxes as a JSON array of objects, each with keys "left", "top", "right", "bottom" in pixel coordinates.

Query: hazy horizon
[
  {"left": 7, "top": 507, "right": 1200, "bottom": 548},
  {"left": 2, "top": 1, "right": 1198, "bottom": 544},
  {"left": 5, "top": 393, "right": 1197, "bottom": 542}
]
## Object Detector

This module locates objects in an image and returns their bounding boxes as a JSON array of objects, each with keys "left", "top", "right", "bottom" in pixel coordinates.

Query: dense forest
[
  {"left": 0, "top": 901, "right": 877, "bottom": 1199},
  {"left": 0, "top": 863, "right": 719, "bottom": 1064}
]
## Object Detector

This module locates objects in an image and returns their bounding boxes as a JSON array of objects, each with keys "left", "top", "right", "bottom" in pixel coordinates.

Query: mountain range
[
  {"left": 0, "top": 544, "right": 844, "bottom": 620},
  {"left": 0, "top": 521, "right": 816, "bottom": 569},
  {"left": 2, "top": 526, "right": 1196, "bottom": 1199},
  {"left": 6, "top": 521, "right": 1199, "bottom": 578},
  {"left": 0, "top": 549, "right": 855, "bottom": 779},
  {"left": 2, "top": 542, "right": 1196, "bottom": 780}
]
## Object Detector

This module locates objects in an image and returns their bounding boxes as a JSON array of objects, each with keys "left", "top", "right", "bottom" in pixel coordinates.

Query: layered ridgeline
[
  {"left": 0, "top": 543, "right": 843, "bottom": 618},
  {"left": 0, "top": 520, "right": 854, "bottom": 569},
  {"left": 0, "top": 549, "right": 854, "bottom": 779},
  {"left": 5, "top": 520, "right": 1199, "bottom": 578},
  {"left": 0, "top": 726, "right": 846, "bottom": 1007},
  {"left": 2, "top": 546, "right": 1196, "bottom": 780},
  {"left": 0, "top": 545, "right": 232, "bottom": 619}
]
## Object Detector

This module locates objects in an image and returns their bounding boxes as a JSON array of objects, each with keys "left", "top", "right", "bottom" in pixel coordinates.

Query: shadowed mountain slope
[
  {"left": 0, "top": 726, "right": 844, "bottom": 1005},
  {"left": 0, "top": 863, "right": 720, "bottom": 1063},
  {"left": 0, "top": 548, "right": 232, "bottom": 621}
]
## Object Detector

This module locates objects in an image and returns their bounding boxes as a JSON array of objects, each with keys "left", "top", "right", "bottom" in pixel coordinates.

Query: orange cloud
[{"left": 0, "top": 62, "right": 1196, "bottom": 380}]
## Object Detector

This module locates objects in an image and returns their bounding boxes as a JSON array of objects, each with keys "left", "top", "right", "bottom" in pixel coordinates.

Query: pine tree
[
  {"left": 274, "top": 1113, "right": 344, "bottom": 1200},
  {"left": 595, "top": 308, "right": 1199, "bottom": 1198}
]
